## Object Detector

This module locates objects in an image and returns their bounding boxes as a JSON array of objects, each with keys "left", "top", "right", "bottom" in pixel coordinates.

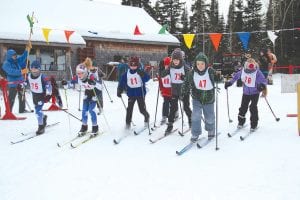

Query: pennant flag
[
  {"left": 296, "top": 28, "right": 300, "bottom": 31},
  {"left": 42, "top": 28, "right": 52, "bottom": 44},
  {"left": 209, "top": 33, "right": 223, "bottom": 51},
  {"left": 64, "top": 30, "right": 75, "bottom": 43},
  {"left": 158, "top": 24, "right": 168, "bottom": 34},
  {"left": 267, "top": 31, "right": 278, "bottom": 45},
  {"left": 134, "top": 25, "right": 142, "bottom": 35},
  {"left": 183, "top": 34, "right": 195, "bottom": 49},
  {"left": 237, "top": 32, "right": 251, "bottom": 50},
  {"left": 27, "top": 13, "right": 34, "bottom": 34}
]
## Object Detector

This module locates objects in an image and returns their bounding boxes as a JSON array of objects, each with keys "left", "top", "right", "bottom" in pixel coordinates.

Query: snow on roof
[{"left": 0, "top": 0, "right": 179, "bottom": 46}]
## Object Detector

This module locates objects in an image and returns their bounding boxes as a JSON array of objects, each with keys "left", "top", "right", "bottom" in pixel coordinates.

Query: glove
[
  {"left": 44, "top": 95, "right": 51, "bottom": 103},
  {"left": 179, "top": 95, "right": 184, "bottom": 101},
  {"left": 180, "top": 74, "right": 185, "bottom": 80},
  {"left": 16, "top": 82, "right": 26, "bottom": 91},
  {"left": 224, "top": 82, "right": 232, "bottom": 89},
  {"left": 261, "top": 88, "right": 267, "bottom": 97},
  {"left": 137, "top": 70, "right": 145, "bottom": 78},
  {"left": 257, "top": 83, "right": 266, "bottom": 92},
  {"left": 61, "top": 79, "right": 68, "bottom": 90},
  {"left": 117, "top": 87, "right": 123, "bottom": 98}
]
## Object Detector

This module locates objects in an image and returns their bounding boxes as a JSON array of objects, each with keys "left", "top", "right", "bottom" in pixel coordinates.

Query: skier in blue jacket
[{"left": 117, "top": 56, "right": 150, "bottom": 130}]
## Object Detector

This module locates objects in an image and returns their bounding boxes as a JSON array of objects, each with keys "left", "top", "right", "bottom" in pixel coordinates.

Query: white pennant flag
[{"left": 267, "top": 31, "right": 278, "bottom": 45}]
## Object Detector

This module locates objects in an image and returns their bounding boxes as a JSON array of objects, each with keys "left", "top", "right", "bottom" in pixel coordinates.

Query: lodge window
[{"left": 40, "top": 49, "right": 66, "bottom": 71}]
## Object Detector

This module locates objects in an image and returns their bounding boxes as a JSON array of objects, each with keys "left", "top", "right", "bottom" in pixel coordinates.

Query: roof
[{"left": 0, "top": 0, "right": 180, "bottom": 46}]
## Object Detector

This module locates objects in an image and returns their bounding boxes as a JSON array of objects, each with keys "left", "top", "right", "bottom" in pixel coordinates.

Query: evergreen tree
[
  {"left": 190, "top": 0, "right": 209, "bottom": 57},
  {"left": 157, "top": 0, "right": 185, "bottom": 34},
  {"left": 243, "top": 0, "right": 263, "bottom": 56}
]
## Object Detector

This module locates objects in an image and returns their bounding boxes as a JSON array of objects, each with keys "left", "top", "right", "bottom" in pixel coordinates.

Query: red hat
[
  {"left": 163, "top": 57, "right": 171, "bottom": 66},
  {"left": 129, "top": 56, "right": 140, "bottom": 66}
]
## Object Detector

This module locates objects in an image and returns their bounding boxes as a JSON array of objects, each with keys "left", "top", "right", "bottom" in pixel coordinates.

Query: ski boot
[
  {"left": 90, "top": 125, "right": 99, "bottom": 137},
  {"left": 160, "top": 116, "right": 167, "bottom": 125},
  {"left": 208, "top": 130, "right": 215, "bottom": 140},
  {"left": 190, "top": 135, "right": 199, "bottom": 143},
  {"left": 78, "top": 125, "right": 88, "bottom": 137},
  {"left": 165, "top": 123, "right": 173, "bottom": 134},
  {"left": 36, "top": 125, "right": 45, "bottom": 135}
]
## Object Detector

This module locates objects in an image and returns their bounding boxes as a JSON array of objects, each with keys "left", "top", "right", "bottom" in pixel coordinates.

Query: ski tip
[
  {"left": 178, "top": 131, "right": 184, "bottom": 137},
  {"left": 70, "top": 143, "right": 76, "bottom": 148},
  {"left": 57, "top": 143, "right": 61, "bottom": 147},
  {"left": 10, "top": 141, "right": 15, "bottom": 145},
  {"left": 175, "top": 151, "right": 182, "bottom": 156},
  {"left": 196, "top": 143, "right": 202, "bottom": 148},
  {"left": 227, "top": 133, "right": 232, "bottom": 137},
  {"left": 113, "top": 139, "right": 119, "bottom": 144},
  {"left": 240, "top": 136, "right": 244, "bottom": 141},
  {"left": 149, "top": 139, "right": 154, "bottom": 143}
]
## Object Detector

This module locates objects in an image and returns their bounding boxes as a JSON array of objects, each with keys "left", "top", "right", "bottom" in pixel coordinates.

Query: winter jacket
[
  {"left": 2, "top": 49, "right": 28, "bottom": 88},
  {"left": 160, "top": 63, "right": 190, "bottom": 97},
  {"left": 118, "top": 69, "right": 150, "bottom": 97},
  {"left": 181, "top": 67, "right": 216, "bottom": 104},
  {"left": 229, "top": 68, "right": 267, "bottom": 95}
]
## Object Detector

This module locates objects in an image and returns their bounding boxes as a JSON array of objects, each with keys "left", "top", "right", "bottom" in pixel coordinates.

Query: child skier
[
  {"left": 225, "top": 58, "right": 267, "bottom": 131},
  {"left": 83, "top": 58, "right": 105, "bottom": 110},
  {"left": 75, "top": 63, "right": 101, "bottom": 137},
  {"left": 117, "top": 56, "right": 150, "bottom": 130},
  {"left": 160, "top": 48, "right": 192, "bottom": 134},
  {"left": 27, "top": 60, "right": 52, "bottom": 135},
  {"left": 181, "top": 53, "right": 219, "bottom": 142}
]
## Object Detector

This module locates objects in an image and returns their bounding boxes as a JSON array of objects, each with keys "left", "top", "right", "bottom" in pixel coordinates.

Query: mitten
[
  {"left": 261, "top": 88, "right": 267, "bottom": 97},
  {"left": 88, "top": 79, "right": 96, "bottom": 85},
  {"left": 117, "top": 87, "right": 123, "bottom": 98},
  {"left": 257, "top": 83, "right": 266, "bottom": 92},
  {"left": 137, "top": 70, "right": 145, "bottom": 78},
  {"left": 224, "top": 81, "right": 232, "bottom": 89},
  {"left": 61, "top": 79, "right": 68, "bottom": 90}
]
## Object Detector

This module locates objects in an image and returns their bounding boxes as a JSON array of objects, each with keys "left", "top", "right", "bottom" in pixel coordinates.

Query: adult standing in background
[
  {"left": 2, "top": 42, "right": 31, "bottom": 113},
  {"left": 266, "top": 48, "right": 277, "bottom": 85}
]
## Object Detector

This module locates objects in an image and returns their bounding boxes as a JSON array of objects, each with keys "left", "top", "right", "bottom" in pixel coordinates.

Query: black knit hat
[
  {"left": 129, "top": 56, "right": 139, "bottom": 66},
  {"left": 171, "top": 48, "right": 183, "bottom": 60}
]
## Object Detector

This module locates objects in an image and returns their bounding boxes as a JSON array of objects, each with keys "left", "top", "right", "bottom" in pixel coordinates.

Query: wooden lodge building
[{"left": 0, "top": 0, "right": 179, "bottom": 80}]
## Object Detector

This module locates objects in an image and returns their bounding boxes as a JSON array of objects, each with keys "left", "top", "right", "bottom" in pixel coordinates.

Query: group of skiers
[{"left": 1, "top": 43, "right": 271, "bottom": 143}]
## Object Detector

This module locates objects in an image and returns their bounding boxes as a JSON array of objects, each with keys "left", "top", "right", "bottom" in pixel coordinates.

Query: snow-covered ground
[{"left": 0, "top": 74, "right": 299, "bottom": 200}]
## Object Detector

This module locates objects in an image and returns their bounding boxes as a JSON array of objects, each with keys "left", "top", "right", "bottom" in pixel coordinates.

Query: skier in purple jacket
[{"left": 225, "top": 58, "right": 267, "bottom": 131}]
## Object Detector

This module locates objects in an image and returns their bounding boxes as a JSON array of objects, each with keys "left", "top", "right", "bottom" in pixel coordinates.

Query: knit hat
[
  {"left": 163, "top": 57, "right": 171, "bottom": 66},
  {"left": 171, "top": 48, "right": 183, "bottom": 60},
  {"left": 76, "top": 63, "right": 88, "bottom": 80},
  {"left": 129, "top": 56, "right": 140, "bottom": 66},
  {"left": 31, "top": 60, "right": 41, "bottom": 70},
  {"left": 195, "top": 52, "right": 208, "bottom": 65},
  {"left": 244, "top": 58, "right": 258, "bottom": 71}
]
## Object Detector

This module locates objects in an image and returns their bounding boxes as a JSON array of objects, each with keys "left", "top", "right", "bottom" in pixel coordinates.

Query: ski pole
[
  {"left": 215, "top": 83, "right": 220, "bottom": 151},
  {"left": 78, "top": 85, "right": 81, "bottom": 111},
  {"left": 102, "top": 80, "right": 113, "bottom": 103},
  {"left": 141, "top": 80, "right": 151, "bottom": 135},
  {"left": 152, "top": 82, "right": 160, "bottom": 129},
  {"left": 92, "top": 88, "right": 111, "bottom": 131},
  {"left": 120, "top": 96, "right": 136, "bottom": 127},
  {"left": 226, "top": 89, "right": 233, "bottom": 123},
  {"left": 179, "top": 98, "right": 184, "bottom": 136},
  {"left": 264, "top": 96, "right": 280, "bottom": 121}
]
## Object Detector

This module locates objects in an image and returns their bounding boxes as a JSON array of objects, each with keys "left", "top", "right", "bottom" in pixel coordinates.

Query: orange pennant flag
[
  {"left": 64, "top": 30, "right": 75, "bottom": 43},
  {"left": 183, "top": 34, "right": 195, "bottom": 49},
  {"left": 134, "top": 25, "right": 142, "bottom": 35},
  {"left": 209, "top": 33, "right": 223, "bottom": 51},
  {"left": 42, "top": 28, "right": 52, "bottom": 44}
]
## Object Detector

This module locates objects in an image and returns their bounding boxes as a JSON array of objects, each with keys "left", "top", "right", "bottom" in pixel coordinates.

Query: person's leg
[
  {"left": 249, "top": 94, "right": 260, "bottom": 129},
  {"left": 126, "top": 97, "right": 136, "bottom": 125},
  {"left": 202, "top": 103, "right": 215, "bottom": 138},
  {"left": 18, "top": 90, "right": 25, "bottom": 113},
  {"left": 238, "top": 94, "right": 251, "bottom": 126},
  {"left": 8, "top": 87, "right": 17, "bottom": 111},
  {"left": 137, "top": 97, "right": 150, "bottom": 124},
  {"left": 190, "top": 99, "right": 203, "bottom": 142},
  {"left": 182, "top": 95, "right": 192, "bottom": 127}
]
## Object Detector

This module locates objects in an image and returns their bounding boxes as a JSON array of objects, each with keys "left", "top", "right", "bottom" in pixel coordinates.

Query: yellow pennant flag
[
  {"left": 42, "top": 28, "right": 52, "bottom": 44},
  {"left": 183, "top": 34, "right": 195, "bottom": 49}
]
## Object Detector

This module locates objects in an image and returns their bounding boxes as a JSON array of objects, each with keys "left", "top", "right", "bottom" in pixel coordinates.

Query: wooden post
[{"left": 298, "top": 83, "right": 300, "bottom": 136}]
